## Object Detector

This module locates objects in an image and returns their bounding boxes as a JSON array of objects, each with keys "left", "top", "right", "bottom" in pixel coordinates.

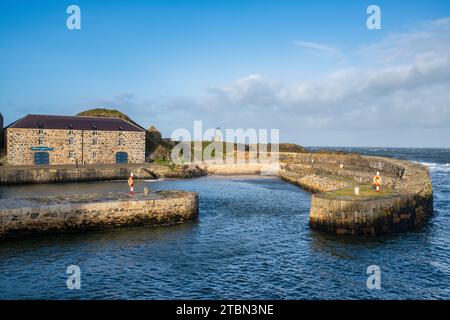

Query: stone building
[
  {"left": 0, "top": 112, "right": 3, "bottom": 149},
  {"left": 5, "top": 114, "right": 145, "bottom": 166}
]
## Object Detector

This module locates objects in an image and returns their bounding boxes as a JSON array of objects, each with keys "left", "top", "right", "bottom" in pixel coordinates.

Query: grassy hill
[
  {"left": 277, "top": 143, "right": 306, "bottom": 153},
  {"left": 76, "top": 108, "right": 143, "bottom": 129}
]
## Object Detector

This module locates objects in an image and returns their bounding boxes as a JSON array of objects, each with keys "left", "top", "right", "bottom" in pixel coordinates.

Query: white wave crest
[{"left": 416, "top": 162, "right": 450, "bottom": 173}]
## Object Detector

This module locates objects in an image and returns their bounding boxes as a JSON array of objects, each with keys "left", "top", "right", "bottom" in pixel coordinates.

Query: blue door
[
  {"left": 34, "top": 152, "right": 49, "bottom": 165},
  {"left": 116, "top": 152, "right": 128, "bottom": 164}
]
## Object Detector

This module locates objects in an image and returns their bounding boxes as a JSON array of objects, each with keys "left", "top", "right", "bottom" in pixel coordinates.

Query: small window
[
  {"left": 38, "top": 137, "right": 44, "bottom": 145},
  {"left": 92, "top": 152, "right": 97, "bottom": 158},
  {"left": 38, "top": 129, "right": 44, "bottom": 135},
  {"left": 118, "top": 131, "right": 124, "bottom": 136},
  {"left": 68, "top": 137, "right": 74, "bottom": 145},
  {"left": 68, "top": 130, "right": 74, "bottom": 135},
  {"left": 92, "top": 131, "right": 98, "bottom": 136},
  {"left": 92, "top": 138, "right": 98, "bottom": 145},
  {"left": 68, "top": 151, "right": 75, "bottom": 158},
  {"left": 118, "top": 138, "right": 124, "bottom": 146}
]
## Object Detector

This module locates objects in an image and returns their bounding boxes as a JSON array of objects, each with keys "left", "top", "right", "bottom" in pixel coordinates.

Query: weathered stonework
[
  {"left": 5, "top": 128, "right": 145, "bottom": 165},
  {"left": 277, "top": 153, "right": 433, "bottom": 236},
  {"left": 0, "top": 112, "right": 4, "bottom": 149},
  {"left": 309, "top": 191, "right": 432, "bottom": 236},
  {"left": 278, "top": 170, "right": 351, "bottom": 193},
  {"left": 0, "top": 163, "right": 208, "bottom": 185},
  {"left": 0, "top": 190, "right": 199, "bottom": 239},
  {"left": 0, "top": 149, "right": 434, "bottom": 237},
  {"left": 199, "top": 163, "right": 280, "bottom": 175}
]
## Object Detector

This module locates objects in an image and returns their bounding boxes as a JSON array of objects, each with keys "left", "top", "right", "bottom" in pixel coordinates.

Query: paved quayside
[{"left": 0, "top": 190, "right": 198, "bottom": 239}]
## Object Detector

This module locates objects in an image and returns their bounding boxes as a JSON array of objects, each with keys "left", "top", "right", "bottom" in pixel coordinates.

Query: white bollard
[
  {"left": 340, "top": 163, "right": 344, "bottom": 169},
  {"left": 355, "top": 186, "right": 360, "bottom": 196}
]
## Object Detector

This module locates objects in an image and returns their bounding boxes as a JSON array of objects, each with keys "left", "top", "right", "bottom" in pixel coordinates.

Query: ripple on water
[{"left": 1, "top": 150, "right": 450, "bottom": 299}]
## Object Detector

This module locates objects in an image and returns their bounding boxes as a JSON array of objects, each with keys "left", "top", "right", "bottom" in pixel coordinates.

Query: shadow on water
[{"left": 0, "top": 220, "right": 200, "bottom": 254}]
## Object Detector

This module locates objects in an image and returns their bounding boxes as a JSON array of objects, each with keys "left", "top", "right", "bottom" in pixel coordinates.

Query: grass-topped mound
[
  {"left": 76, "top": 108, "right": 172, "bottom": 161},
  {"left": 320, "top": 184, "right": 397, "bottom": 201},
  {"left": 77, "top": 108, "right": 143, "bottom": 129}
]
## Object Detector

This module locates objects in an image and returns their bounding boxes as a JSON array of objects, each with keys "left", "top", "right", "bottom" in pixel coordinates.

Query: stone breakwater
[
  {"left": 277, "top": 153, "right": 433, "bottom": 236},
  {"left": 0, "top": 163, "right": 208, "bottom": 185},
  {"left": 192, "top": 152, "right": 432, "bottom": 236},
  {"left": 0, "top": 190, "right": 198, "bottom": 239},
  {"left": 0, "top": 151, "right": 434, "bottom": 237},
  {"left": 198, "top": 163, "right": 280, "bottom": 176}
]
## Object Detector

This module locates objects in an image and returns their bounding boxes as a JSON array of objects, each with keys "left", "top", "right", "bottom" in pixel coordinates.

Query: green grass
[
  {"left": 322, "top": 184, "right": 396, "bottom": 200},
  {"left": 76, "top": 108, "right": 143, "bottom": 128},
  {"left": 188, "top": 141, "right": 306, "bottom": 159},
  {"left": 153, "top": 159, "right": 174, "bottom": 166}
]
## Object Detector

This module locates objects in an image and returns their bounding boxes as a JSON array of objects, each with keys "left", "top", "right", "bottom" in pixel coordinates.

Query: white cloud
[
  {"left": 206, "top": 74, "right": 279, "bottom": 108},
  {"left": 107, "top": 17, "right": 450, "bottom": 146},
  {"left": 293, "top": 40, "right": 340, "bottom": 55},
  {"left": 173, "top": 17, "right": 450, "bottom": 136},
  {"left": 357, "top": 17, "right": 450, "bottom": 66}
]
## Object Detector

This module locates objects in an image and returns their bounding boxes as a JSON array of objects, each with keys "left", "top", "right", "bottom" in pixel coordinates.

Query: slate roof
[{"left": 6, "top": 114, "right": 145, "bottom": 132}]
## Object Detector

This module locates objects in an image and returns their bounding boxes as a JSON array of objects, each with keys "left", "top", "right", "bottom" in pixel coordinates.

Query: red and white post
[{"left": 128, "top": 172, "right": 134, "bottom": 196}]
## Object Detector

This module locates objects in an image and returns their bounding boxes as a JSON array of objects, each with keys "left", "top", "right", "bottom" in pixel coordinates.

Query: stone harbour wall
[
  {"left": 309, "top": 192, "right": 432, "bottom": 236},
  {"left": 200, "top": 163, "right": 280, "bottom": 176},
  {"left": 201, "top": 153, "right": 433, "bottom": 236},
  {"left": 278, "top": 170, "right": 352, "bottom": 193},
  {"left": 280, "top": 162, "right": 399, "bottom": 189},
  {"left": 0, "top": 190, "right": 198, "bottom": 239},
  {"left": 0, "top": 150, "right": 434, "bottom": 237},
  {"left": 279, "top": 152, "right": 405, "bottom": 178},
  {"left": 0, "top": 163, "right": 207, "bottom": 185}
]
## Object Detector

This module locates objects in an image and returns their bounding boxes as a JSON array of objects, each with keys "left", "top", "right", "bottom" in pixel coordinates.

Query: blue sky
[{"left": 1, "top": 0, "right": 450, "bottom": 147}]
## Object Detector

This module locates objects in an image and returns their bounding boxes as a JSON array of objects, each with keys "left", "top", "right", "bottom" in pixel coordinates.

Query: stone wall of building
[
  {"left": 0, "top": 112, "right": 3, "bottom": 149},
  {"left": 0, "top": 190, "right": 198, "bottom": 239},
  {"left": 6, "top": 128, "right": 145, "bottom": 165}
]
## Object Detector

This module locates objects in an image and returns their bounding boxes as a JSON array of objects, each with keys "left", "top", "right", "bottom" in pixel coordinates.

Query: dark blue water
[{"left": 0, "top": 148, "right": 449, "bottom": 299}]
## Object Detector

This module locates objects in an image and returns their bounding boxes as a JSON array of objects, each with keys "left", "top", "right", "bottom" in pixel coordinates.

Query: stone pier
[
  {"left": 0, "top": 190, "right": 199, "bottom": 239},
  {"left": 277, "top": 153, "right": 433, "bottom": 236},
  {"left": 193, "top": 152, "right": 433, "bottom": 236},
  {"left": 0, "top": 151, "right": 434, "bottom": 237},
  {"left": 0, "top": 163, "right": 207, "bottom": 185}
]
